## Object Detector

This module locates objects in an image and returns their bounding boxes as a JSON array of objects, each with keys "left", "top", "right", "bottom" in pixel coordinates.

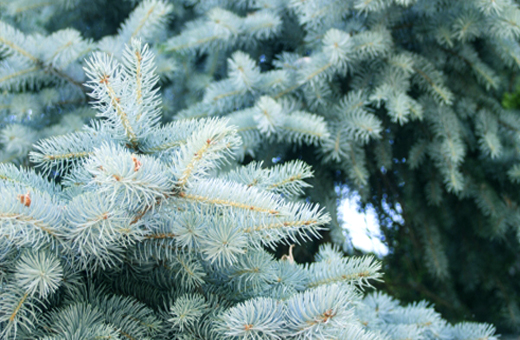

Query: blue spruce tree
[{"left": 0, "top": 0, "right": 517, "bottom": 336}]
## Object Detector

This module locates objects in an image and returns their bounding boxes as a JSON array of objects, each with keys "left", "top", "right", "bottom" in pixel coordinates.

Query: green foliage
[{"left": 503, "top": 82, "right": 520, "bottom": 109}]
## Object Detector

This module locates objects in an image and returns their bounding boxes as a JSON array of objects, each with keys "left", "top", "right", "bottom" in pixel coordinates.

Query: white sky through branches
[{"left": 338, "top": 188, "right": 390, "bottom": 257}]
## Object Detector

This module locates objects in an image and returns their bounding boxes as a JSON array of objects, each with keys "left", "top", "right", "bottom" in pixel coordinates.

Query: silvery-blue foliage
[{"left": 0, "top": 0, "right": 512, "bottom": 337}]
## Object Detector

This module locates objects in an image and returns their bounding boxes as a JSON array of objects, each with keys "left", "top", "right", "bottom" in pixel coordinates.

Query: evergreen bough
[
  {"left": 0, "top": 0, "right": 518, "bottom": 336},
  {"left": 0, "top": 36, "right": 495, "bottom": 339}
]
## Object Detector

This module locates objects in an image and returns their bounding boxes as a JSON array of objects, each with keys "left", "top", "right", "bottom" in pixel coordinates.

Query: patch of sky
[{"left": 335, "top": 185, "right": 401, "bottom": 257}]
